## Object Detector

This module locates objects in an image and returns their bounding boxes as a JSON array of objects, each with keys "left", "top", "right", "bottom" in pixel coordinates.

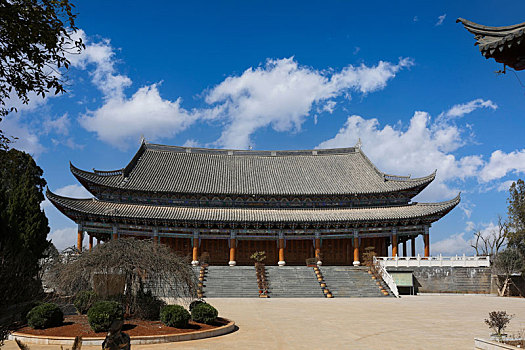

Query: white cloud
[
  {"left": 43, "top": 113, "right": 71, "bottom": 135},
  {"left": 441, "top": 99, "right": 497, "bottom": 120},
  {"left": 80, "top": 85, "right": 197, "bottom": 149},
  {"left": 432, "top": 221, "right": 500, "bottom": 255},
  {"left": 317, "top": 98, "right": 499, "bottom": 201},
  {"left": 1, "top": 116, "right": 44, "bottom": 157},
  {"left": 435, "top": 14, "right": 446, "bottom": 26},
  {"left": 74, "top": 32, "right": 413, "bottom": 150},
  {"left": 497, "top": 180, "right": 516, "bottom": 192},
  {"left": 49, "top": 226, "right": 78, "bottom": 251},
  {"left": 432, "top": 232, "right": 474, "bottom": 255},
  {"left": 413, "top": 16, "right": 419, "bottom": 22},
  {"left": 207, "top": 57, "right": 413, "bottom": 148},
  {"left": 479, "top": 149, "right": 525, "bottom": 182}
]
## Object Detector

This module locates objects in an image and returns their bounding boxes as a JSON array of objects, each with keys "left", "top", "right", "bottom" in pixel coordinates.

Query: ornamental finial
[{"left": 355, "top": 138, "right": 362, "bottom": 149}]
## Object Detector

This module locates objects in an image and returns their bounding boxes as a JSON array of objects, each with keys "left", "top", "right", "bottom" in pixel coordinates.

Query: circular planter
[{"left": 9, "top": 318, "right": 235, "bottom": 346}]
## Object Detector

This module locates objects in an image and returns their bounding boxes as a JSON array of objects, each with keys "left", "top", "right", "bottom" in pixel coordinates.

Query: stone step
[{"left": 320, "top": 266, "right": 393, "bottom": 297}]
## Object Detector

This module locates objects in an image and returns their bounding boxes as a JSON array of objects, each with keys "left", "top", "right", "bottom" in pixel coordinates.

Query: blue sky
[{"left": 4, "top": 1, "right": 525, "bottom": 253}]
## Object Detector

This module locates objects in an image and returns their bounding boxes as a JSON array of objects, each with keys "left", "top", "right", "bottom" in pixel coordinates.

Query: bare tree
[
  {"left": 493, "top": 247, "right": 525, "bottom": 297},
  {"left": 51, "top": 238, "right": 197, "bottom": 312},
  {"left": 471, "top": 215, "right": 507, "bottom": 259}
]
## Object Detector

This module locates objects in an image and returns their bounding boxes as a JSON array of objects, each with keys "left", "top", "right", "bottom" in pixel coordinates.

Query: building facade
[{"left": 48, "top": 141, "right": 459, "bottom": 266}]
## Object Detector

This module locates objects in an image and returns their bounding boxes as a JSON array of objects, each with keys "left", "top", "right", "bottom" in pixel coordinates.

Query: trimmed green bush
[
  {"left": 160, "top": 305, "right": 190, "bottom": 328},
  {"left": 191, "top": 303, "right": 218, "bottom": 325},
  {"left": 87, "top": 301, "right": 123, "bottom": 332},
  {"left": 74, "top": 290, "right": 98, "bottom": 314},
  {"left": 134, "top": 290, "right": 166, "bottom": 320},
  {"left": 189, "top": 299, "right": 206, "bottom": 312},
  {"left": 27, "top": 303, "right": 63, "bottom": 329}
]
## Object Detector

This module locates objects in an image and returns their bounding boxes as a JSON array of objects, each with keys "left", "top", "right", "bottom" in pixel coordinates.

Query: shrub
[
  {"left": 189, "top": 299, "right": 206, "bottom": 312},
  {"left": 160, "top": 305, "right": 190, "bottom": 328},
  {"left": 87, "top": 301, "right": 123, "bottom": 332},
  {"left": 485, "top": 311, "right": 513, "bottom": 337},
  {"left": 27, "top": 303, "right": 63, "bottom": 329},
  {"left": 134, "top": 290, "right": 166, "bottom": 320},
  {"left": 74, "top": 290, "right": 98, "bottom": 314},
  {"left": 21, "top": 300, "right": 43, "bottom": 324},
  {"left": 191, "top": 303, "right": 218, "bottom": 325}
]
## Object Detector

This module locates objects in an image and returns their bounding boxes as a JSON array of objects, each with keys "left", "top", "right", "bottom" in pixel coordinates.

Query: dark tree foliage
[
  {"left": 507, "top": 179, "right": 525, "bottom": 252},
  {"left": 0, "top": 0, "right": 84, "bottom": 148},
  {"left": 0, "top": 149, "right": 50, "bottom": 343}
]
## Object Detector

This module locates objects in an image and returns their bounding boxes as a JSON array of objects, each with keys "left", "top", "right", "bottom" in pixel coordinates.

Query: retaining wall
[{"left": 387, "top": 266, "right": 492, "bottom": 294}]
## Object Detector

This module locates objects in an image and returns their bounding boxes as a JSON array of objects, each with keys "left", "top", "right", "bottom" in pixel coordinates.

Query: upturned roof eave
[{"left": 45, "top": 189, "right": 460, "bottom": 224}]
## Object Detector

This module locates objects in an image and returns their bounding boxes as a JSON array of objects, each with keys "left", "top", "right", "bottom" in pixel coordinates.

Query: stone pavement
[{"left": 3, "top": 295, "right": 525, "bottom": 350}]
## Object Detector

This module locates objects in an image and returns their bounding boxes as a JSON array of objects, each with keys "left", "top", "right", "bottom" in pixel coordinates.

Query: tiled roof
[
  {"left": 457, "top": 18, "right": 525, "bottom": 69},
  {"left": 47, "top": 189, "right": 459, "bottom": 224},
  {"left": 71, "top": 142, "right": 435, "bottom": 196}
]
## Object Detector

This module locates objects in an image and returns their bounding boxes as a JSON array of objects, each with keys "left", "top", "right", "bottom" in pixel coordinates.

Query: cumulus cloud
[
  {"left": 49, "top": 226, "right": 79, "bottom": 251},
  {"left": 80, "top": 85, "right": 197, "bottom": 149},
  {"left": 432, "top": 221, "right": 502, "bottom": 255},
  {"left": 435, "top": 14, "right": 446, "bottom": 26},
  {"left": 479, "top": 149, "right": 525, "bottom": 182},
  {"left": 497, "top": 180, "right": 516, "bottom": 192},
  {"left": 317, "top": 98, "right": 499, "bottom": 201},
  {"left": 207, "top": 57, "right": 413, "bottom": 148},
  {"left": 1, "top": 116, "right": 44, "bottom": 157}
]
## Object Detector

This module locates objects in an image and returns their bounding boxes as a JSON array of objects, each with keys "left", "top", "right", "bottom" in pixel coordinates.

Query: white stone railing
[
  {"left": 373, "top": 257, "right": 399, "bottom": 298},
  {"left": 376, "top": 254, "right": 490, "bottom": 268}
]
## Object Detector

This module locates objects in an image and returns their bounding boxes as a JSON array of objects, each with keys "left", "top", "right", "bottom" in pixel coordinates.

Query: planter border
[
  {"left": 474, "top": 338, "right": 522, "bottom": 350},
  {"left": 9, "top": 318, "right": 235, "bottom": 346}
]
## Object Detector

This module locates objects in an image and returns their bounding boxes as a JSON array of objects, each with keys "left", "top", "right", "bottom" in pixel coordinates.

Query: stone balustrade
[{"left": 376, "top": 254, "right": 490, "bottom": 268}]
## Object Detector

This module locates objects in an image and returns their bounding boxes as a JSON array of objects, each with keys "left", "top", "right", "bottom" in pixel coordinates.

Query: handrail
[
  {"left": 373, "top": 256, "right": 399, "bottom": 298},
  {"left": 377, "top": 254, "right": 490, "bottom": 268}
]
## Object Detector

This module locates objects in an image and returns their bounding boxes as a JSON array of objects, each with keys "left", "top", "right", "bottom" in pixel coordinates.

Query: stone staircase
[
  {"left": 201, "top": 266, "right": 260, "bottom": 298},
  {"left": 266, "top": 266, "right": 325, "bottom": 298},
  {"left": 320, "top": 266, "right": 393, "bottom": 297}
]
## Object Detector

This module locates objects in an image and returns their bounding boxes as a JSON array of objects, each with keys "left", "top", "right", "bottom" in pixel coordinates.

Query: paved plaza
[{"left": 3, "top": 295, "right": 525, "bottom": 350}]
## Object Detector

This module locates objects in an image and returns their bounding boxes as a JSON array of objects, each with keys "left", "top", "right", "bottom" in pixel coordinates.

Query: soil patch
[{"left": 16, "top": 315, "right": 227, "bottom": 338}]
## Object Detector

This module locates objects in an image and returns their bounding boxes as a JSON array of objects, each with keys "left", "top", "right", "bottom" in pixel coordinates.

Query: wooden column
[
  {"left": 192, "top": 230, "right": 199, "bottom": 266},
  {"left": 392, "top": 228, "right": 398, "bottom": 257},
  {"left": 314, "top": 231, "right": 321, "bottom": 264},
  {"left": 411, "top": 236, "right": 416, "bottom": 256},
  {"left": 424, "top": 225, "right": 430, "bottom": 257},
  {"left": 77, "top": 224, "right": 83, "bottom": 252},
  {"left": 353, "top": 229, "right": 360, "bottom": 266},
  {"left": 153, "top": 227, "right": 159, "bottom": 245},
  {"left": 278, "top": 231, "right": 285, "bottom": 266},
  {"left": 229, "top": 230, "right": 236, "bottom": 266},
  {"left": 112, "top": 225, "right": 118, "bottom": 240},
  {"left": 402, "top": 239, "right": 407, "bottom": 257},
  {"left": 88, "top": 234, "right": 93, "bottom": 251}
]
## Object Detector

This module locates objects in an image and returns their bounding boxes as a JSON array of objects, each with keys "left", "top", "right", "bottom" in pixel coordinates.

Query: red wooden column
[
  {"left": 88, "top": 234, "right": 93, "bottom": 251},
  {"left": 77, "top": 224, "right": 83, "bottom": 252},
  {"left": 424, "top": 225, "right": 430, "bottom": 257},
  {"left": 192, "top": 230, "right": 199, "bottom": 266},
  {"left": 229, "top": 230, "right": 237, "bottom": 267},
  {"left": 392, "top": 228, "right": 398, "bottom": 257},
  {"left": 353, "top": 229, "right": 360, "bottom": 266},
  {"left": 278, "top": 231, "right": 285, "bottom": 266},
  {"left": 314, "top": 231, "right": 321, "bottom": 265},
  {"left": 411, "top": 236, "right": 416, "bottom": 257},
  {"left": 112, "top": 224, "right": 118, "bottom": 240},
  {"left": 153, "top": 227, "right": 159, "bottom": 245}
]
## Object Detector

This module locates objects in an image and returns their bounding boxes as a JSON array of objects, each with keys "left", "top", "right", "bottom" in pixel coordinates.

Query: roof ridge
[
  {"left": 145, "top": 142, "right": 359, "bottom": 157},
  {"left": 457, "top": 18, "right": 525, "bottom": 34}
]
